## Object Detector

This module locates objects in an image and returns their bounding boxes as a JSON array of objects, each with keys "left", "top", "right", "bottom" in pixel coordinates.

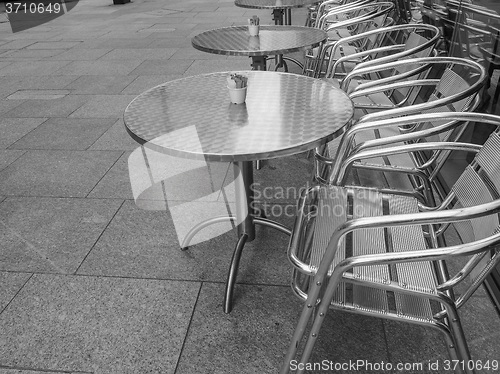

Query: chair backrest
[
  {"left": 317, "top": 2, "right": 394, "bottom": 33},
  {"left": 326, "top": 58, "right": 486, "bottom": 185},
  {"left": 344, "top": 57, "right": 486, "bottom": 122},
  {"left": 481, "top": 24, "right": 500, "bottom": 67},
  {"left": 440, "top": 114, "right": 500, "bottom": 308},
  {"left": 325, "top": 24, "right": 441, "bottom": 79},
  {"left": 314, "top": 0, "right": 375, "bottom": 28}
]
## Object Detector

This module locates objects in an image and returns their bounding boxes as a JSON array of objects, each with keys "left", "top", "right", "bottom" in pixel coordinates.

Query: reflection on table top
[
  {"left": 124, "top": 71, "right": 353, "bottom": 162},
  {"left": 234, "top": 0, "right": 320, "bottom": 9},
  {"left": 191, "top": 25, "right": 327, "bottom": 57}
]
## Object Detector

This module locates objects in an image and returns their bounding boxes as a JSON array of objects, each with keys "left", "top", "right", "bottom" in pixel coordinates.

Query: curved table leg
[
  {"left": 224, "top": 233, "right": 248, "bottom": 313},
  {"left": 181, "top": 215, "right": 236, "bottom": 250}
]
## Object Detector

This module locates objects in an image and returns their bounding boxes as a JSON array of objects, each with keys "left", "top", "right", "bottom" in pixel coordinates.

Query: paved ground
[{"left": 0, "top": 0, "right": 499, "bottom": 373}]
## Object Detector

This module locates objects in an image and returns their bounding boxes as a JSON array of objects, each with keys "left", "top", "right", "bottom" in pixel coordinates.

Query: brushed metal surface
[
  {"left": 191, "top": 25, "right": 327, "bottom": 57},
  {"left": 234, "top": 0, "right": 320, "bottom": 9},
  {"left": 124, "top": 71, "right": 353, "bottom": 162}
]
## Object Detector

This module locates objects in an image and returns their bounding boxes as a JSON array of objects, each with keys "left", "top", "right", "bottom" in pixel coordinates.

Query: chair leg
[{"left": 444, "top": 304, "right": 474, "bottom": 374}]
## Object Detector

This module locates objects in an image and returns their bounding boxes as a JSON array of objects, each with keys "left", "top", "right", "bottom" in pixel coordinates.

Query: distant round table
[
  {"left": 124, "top": 71, "right": 353, "bottom": 313},
  {"left": 192, "top": 25, "right": 327, "bottom": 71},
  {"left": 235, "top": 0, "right": 321, "bottom": 25}
]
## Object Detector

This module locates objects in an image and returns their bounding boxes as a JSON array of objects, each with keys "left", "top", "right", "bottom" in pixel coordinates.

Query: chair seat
[{"left": 293, "top": 186, "right": 437, "bottom": 321}]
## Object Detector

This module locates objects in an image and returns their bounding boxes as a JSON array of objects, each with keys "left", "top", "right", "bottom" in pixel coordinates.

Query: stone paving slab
[
  {"left": 176, "top": 282, "right": 389, "bottom": 374},
  {"left": 10, "top": 118, "right": 116, "bottom": 150},
  {"left": 55, "top": 59, "right": 144, "bottom": 76},
  {"left": 0, "top": 118, "right": 47, "bottom": 149},
  {"left": 0, "top": 150, "right": 122, "bottom": 197},
  {"left": 48, "top": 48, "right": 112, "bottom": 61},
  {"left": 3, "top": 95, "right": 89, "bottom": 118},
  {"left": 0, "top": 272, "right": 31, "bottom": 312},
  {"left": 68, "top": 94, "right": 137, "bottom": 119},
  {"left": 64, "top": 75, "right": 137, "bottom": 94},
  {"left": 0, "top": 369, "right": 87, "bottom": 374},
  {"left": 0, "top": 150, "right": 26, "bottom": 172},
  {"left": 120, "top": 75, "right": 183, "bottom": 95},
  {"left": 88, "top": 118, "right": 139, "bottom": 151},
  {"left": 0, "top": 197, "right": 122, "bottom": 273},
  {"left": 0, "top": 274, "right": 200, "bottom": 373},
  {"left": 0, "top": 60, "right": 70, "bottom": 76}
]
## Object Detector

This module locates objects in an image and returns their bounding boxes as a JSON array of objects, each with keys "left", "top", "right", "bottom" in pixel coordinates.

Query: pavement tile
[
  {"left": 170, "top": 47, "right": 230, "bottom": 60},
  {"left": 100, "top": 48, "right": 178, "bottom": 60},
  {"left": 6, "top": 90, "right": 70, "bottom": 100},
  {"left": 121, "top": 75, "right": 181, "bottom": 94},
  {"left": 55, "top": 60, "right": 144, "bottom": 75},
  {"left": 0, "top": 60, "right": 70, "bottom": 76},
  {"left": 0, "top": 150, "right": 26, "bottom": 172},
  {"left": 73, "top": 38, "right": 155, "bottom": 49},
  {"left": 3, "top": 95, "right": 89, "bottom": 118},
  {"left": 26, "top": 42, "right": 82, "bottom": 50},
  {"left": 0, "top": 118, "right": 47, "bottom": 149},
  {"left": 0, "top": 274, "right": 200, "bottom": 373},
  {"left": 184, "top": 58, "right": 252, "bottom": 75},
  {"left": 0, "top": 40, "right": 37, "bottom": 49},
  {"left": 175, "top": 283, "right": 389, "bottom": 374},
  {"left": 10, "top": 118, "right": 116, "bottom": 150},
  {"left": 1, "top": 49, "right": 64, "bottom": 59},
  {"left": 2, "top": 75, "right": 80, "bottom": 90},
  {"left": 88, "top": 118, "right": 139, "bottom": 151},
  {"left": 49, "top": 47, "right": 112, "bottom": 61},
  {"left": 86, "top": 152, "right": 133, "bottom": 199},
  {"left": 252, "top": 153, "right": 314, "bottom": 204},
  {"left": 64, "top": 75, "right": 137, "bottom": 94},
  {"left": 0, "top": 101, "right": 24, "bottom": 116},
  {"left": 77, "top": 200, "right": 292, "bottom": 286},
  {"left": 0, "top": 271, "right": 31, "bottom": 312},
  {"left": 383, "top": 320, "right": 448, "bottom": 374},
  {"left": 130, "top": 59, "right": 194, "bottom": 75},
  {"left": 0, "top": 197, "right": 122, "bottom": 273},
  {"left": 69, "top": 94, "right": 137, "bottom": 118},
  {"left": 0, "top": 150, "right": 122, "bottom": 197},
  {"left": 0, "top": 369, "right": 76, "bottom": 374},
  {"left": 459, "top": 294, "right": 500, "bottom": 362},
  {"left": 146, "top": 37, "right": 192, "bottom": 48}
]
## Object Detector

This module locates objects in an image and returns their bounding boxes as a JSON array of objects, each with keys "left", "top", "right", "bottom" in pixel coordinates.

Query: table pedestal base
[{"left": 180, "top": 161, "right": 291, "bottom": 313}]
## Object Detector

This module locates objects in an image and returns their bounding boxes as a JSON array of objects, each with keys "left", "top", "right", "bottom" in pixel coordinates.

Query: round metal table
[
  {"left": 124, "top": 70, "right": 353, "bottom": 313},
  {"left": 191, "top": 25, "right": 327, "bottom": 71},
  {"left": 234, "top": 0, "right": 321, "bottom": 25}
]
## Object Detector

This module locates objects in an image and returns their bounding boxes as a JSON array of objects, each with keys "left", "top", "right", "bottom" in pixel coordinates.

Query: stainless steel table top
[
  {"left": 234, "top": 0, "right": 320, "bottom": 10},
  {"left": 124, "top": 71, "right": 354, "bottom": 162},
  {"left": 191, "top": 25, "right": 327, "bottom": 57}
]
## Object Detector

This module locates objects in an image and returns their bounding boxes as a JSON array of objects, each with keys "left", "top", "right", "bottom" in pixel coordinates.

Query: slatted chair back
[{"left": 324, "top": 24, "right": 440, "bottom": 79}]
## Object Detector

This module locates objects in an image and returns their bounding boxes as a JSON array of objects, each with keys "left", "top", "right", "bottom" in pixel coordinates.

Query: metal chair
[
  {"left": 282, "top": 112, "right": 500, "bottom": 374},
  {"left": 315, "top": 57, "right": 486, "bottom": 202},
  {"left": 479, "top": 24, "right": 500, "bottom": 107},
  {"left": 316, "top": 23, "right": 440, "bottom": 79},
  {"left": 305, "top": 0, "right": 363, "bottom": 28},
  {"left": 303, "top": 1, "right": 395, "bottom": 76}
]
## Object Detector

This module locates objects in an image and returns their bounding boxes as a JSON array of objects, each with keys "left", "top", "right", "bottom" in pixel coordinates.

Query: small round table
[
  {"left": 191, "top": 25, "right": 327, "bottom": 71},
  {"left": 124, "top": 71, "right": 353, "bottom": 313},
  {"left": 234, "top": 0, "right": 321, "bottom": 25}
]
